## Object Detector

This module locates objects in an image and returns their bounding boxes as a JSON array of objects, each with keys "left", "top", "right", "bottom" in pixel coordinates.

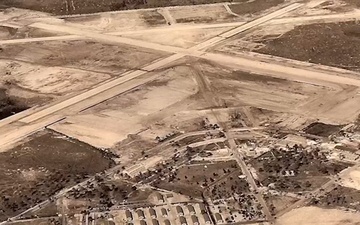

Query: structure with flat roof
[
  {"left": 125, "top": 210, "right": 133, "bottom": 222},
  {"left": 203, "top": 214, "right": 212, "bottom": 224},
  {"left": 215, "top": 213, "right": 223, "bottom": 223},
  {"left": 137, "top": 209, "right": 145, "bottom": 220},
  {"left": 161, "top": 208, "right": 168, "bottom": 217},
  {"left": 149, "top": 208, "right": 157, "bottom": 219},
  {"left": 179, "top": 216, "right": 187, "bottom": 225},
  {"left": 152, "top": 219, "right": 160, "bottom": 225},
  {"left": 164, "top": 219, "right": 171, "bottom": 225},
  {"left": 176, "top": 206, "right": 184, "bottom": 216},
  {"left": 191, "top": 215, "right": 199, "bottom": 225},
  {"left": 186, "top": 205, "right": 196, "bottom": 215}
]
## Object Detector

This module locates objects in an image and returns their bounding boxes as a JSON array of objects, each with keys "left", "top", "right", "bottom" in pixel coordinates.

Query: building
[
  {"left": 203, "top": 214, "right": 211, "bottom": 224},
  {"left": 140, "top": 220, "right": 147, "bottom": 225},
  {"left": 186, "top": 205, "right": 196, "bottom": 215},
  {"left": 176, "top": 206, "right": 184, "bottom": 216},
  {"left": 191, "top": 215, "right": 199, "bottom": 225},
  {"left": 215, "top": 213, "right": 223, "bottom": 223},
  {"left": 137, "top": 209, "right": 145, "bottom": 220},
  {"left": 164, "top": 219, "right": 171, "bottom": 225},
  {"left": 198, "top": 204, "right": 207, "bottom": 214},
  {"left": 161, "top": 208, "right": 168, "bottom": 217},
  {"left": 179, "top": 216, "right": 187, "bottom": 225},
  {"left": 156, "top": 193, "right": 165, "bottom": 203},
  {"left": 125, "top": 210, "right": 133, "bottom": 222},
  {"left": 152, "top": 219, "right": 160, "bottom": 225},
  {"left": 149, "top": 208, "right": 157, "bottom": 219}
]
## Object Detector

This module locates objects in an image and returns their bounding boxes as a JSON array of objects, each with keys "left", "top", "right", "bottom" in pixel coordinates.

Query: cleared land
[{"left": 276, "top": 206, "right": 360, "bottom": 225}]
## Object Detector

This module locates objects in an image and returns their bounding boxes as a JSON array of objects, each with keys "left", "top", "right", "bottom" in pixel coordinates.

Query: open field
[{"left": 276, "top": 206, "right": 360, "bottom": 225}]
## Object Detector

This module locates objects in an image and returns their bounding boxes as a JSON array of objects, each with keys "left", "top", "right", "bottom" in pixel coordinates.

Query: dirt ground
[
  {"left": 264, "top": 194, "right": 298, "bottom": 216},
  {"left": 338, "top": 166, "right": 360, "bottom": 190},
  {"left": 65, "top": 178, "right": 154, "bottom": 213},
  {"left": 256, "top": 21, "right": 360, "bottom": 72},
  {"left": 250, "top": 147, "right": 351, "bottom": 192},
  {"left": 153, "top": 160, "right": 241, "bottom": 198},
  {"left": 169, "top": 4, "right": 237, "bottom": 24},
  {"left": 0, "top": 40, "right": 168, "bottom": 75},
  {"left": 0, "top": 0, "right": 246, "bottom": 15},
  {"left": 342, "top": 0, "right": 360, "bottom": 7},
  {"left": 229, "top": 0, "right": 284, "bottom": 15},
  {"left": 0, "top": 130, "right": 114, "bottom": 221},
  {"left": 312, "top": 185, "right": 360, "bottom": 211},
  {"left": 49, "top": 65, "right": 197, "bottom": 148},
  {"left": 275, "top": 206, "right": 360, "bottom": 225},
  {"left": 0, "top": 26, "right": 60, "bottom": 40}
]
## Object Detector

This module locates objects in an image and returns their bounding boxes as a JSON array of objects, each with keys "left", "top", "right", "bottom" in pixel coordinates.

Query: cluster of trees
[{"left": 0, "top": 170, "right": 89, "bottom": 220}]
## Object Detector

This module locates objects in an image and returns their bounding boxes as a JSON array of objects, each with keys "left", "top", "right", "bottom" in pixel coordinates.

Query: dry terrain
[
  {"left": 0, "top": 1, "right": 360, "bottom": 225},
  {"left": 0, "top": 130, "right": 114, "bottom": 221}
]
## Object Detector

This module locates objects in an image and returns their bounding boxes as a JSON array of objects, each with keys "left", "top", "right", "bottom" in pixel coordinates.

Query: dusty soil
[
  {"left": 276, "top": 206, "right": 360, "bottom": 225},
  {"left": 0, "top": 130, "right": 114, "bottom": 221},
  {"left": 311, "top": 185, "right": 360, "bottom": 211},
  {"left": 207, "top": 170, "right": 250, "bottom": 199},
  {"left": 152, "top": 160, "right": 241, "bottom": 198},
  {"left": 0, "top": 40, "right": 168, "bottom": 75},
  {"left": 0, "top": 0, "right": 246, "bottom": 15},
  {"left": 0, "top": 88, "right": 28, "bottom": 119},
  {"left": 230, "top": 0, "right": 284, "bottom": 15},
  {"left": 250, "top": 146, "right": 351, "bottom": 192},
  {"left": 342, "top": 0, "right": 360, "bottom": 7},
  {"left": 264, "top": 194, "right": 298, "bottom": 216},
  {"left": 256, "top": 21, "right": 360, "bottom": 71},
  {"left": 0, "top": 26, "right": 60, "bottom": 40},
  {"left": 66, "top": 178, "right": 154, "bottom": 213}
]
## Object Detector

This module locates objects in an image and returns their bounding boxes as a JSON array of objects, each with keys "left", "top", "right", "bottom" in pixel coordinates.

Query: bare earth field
[
  {"left": 0, "top": 130, "right": 114, "bottom": 221},
  {"left": 276, "top": 206, "right": 360, "bottom": 225}
]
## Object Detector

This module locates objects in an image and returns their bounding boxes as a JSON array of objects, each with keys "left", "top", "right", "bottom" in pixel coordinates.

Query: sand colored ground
[
  {"left": 49, "top": 67, "right": 197, "bottom": 148},
  {"left": 61, "top": 10, "right": 166, "bottom": 32},
  {"left": 0, "top": 60, "right": 111, "bottom": 95},
  {"left": 168, "top": 4, "right": 237, "bottom": 24},
  {"left": 339, "top": 167, "right": 360, "bottom": 190},
  {"left": 276, "top": 206, "right": 360, "bottom": 225},
  {"left": 121, "top": 27, "right": 232, "bottom": 48}
]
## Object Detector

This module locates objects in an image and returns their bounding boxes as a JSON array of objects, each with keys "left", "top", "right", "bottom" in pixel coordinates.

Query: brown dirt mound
[{"left": 256, "top": 21, "right": 360, "bottom": 71}]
